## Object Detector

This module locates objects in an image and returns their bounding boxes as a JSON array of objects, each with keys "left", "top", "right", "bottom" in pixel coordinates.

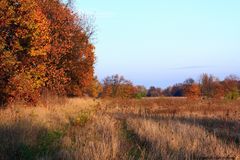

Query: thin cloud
[{"left": 169, "top": 65, "right": 213, "bottom": 70}]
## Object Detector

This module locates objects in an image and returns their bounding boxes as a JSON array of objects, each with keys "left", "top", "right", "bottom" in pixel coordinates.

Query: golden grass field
[{"left": 0, "top": 97, "right": 239, "bottom": 160}]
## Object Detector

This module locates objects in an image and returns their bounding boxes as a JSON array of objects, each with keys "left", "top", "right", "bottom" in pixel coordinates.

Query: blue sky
[{"left": 75, "top": 0, "right": 240, "bottom": 88}]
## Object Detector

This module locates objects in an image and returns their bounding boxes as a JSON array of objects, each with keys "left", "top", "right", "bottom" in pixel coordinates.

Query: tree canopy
[{"left": 0, "top": 0, "right": 95, "bottom": 105}]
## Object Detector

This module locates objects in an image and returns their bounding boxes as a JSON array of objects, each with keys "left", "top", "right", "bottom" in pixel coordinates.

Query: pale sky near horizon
[{"left": 75, "top": 0, "right": 240, "bottom": 88}]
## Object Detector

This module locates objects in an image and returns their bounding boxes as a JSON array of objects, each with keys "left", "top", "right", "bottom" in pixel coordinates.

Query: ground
[{"left": 0, "top": 97, "right": 239, "bottom": 160}]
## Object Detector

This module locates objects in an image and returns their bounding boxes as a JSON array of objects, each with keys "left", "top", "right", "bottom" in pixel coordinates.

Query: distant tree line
[
  {"left": 90, "top": 74, "right": 240, "bottom": 100},
  {"left": 162, "top": 74, "right": 240, "bottom": 100},
  {"left": 0, "top": 0, "right": 95, "bottom": 105}
]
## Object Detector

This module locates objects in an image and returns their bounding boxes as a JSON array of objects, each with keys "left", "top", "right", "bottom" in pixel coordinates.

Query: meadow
[
  {"left": 1, "top": 1, "right": 240, "bottom": 160},
  {"left": 0, "top": 97, "right": 239, "bottom": 160}
]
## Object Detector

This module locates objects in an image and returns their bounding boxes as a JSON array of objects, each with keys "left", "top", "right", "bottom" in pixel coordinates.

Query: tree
[
  {"left": 36, "top": 0, "right": 95, "bottom": 96},
  {"left": 0, "top": 0, "right": 95, "bottom": 105},
  {"left": 135, "top": 85, "right": 147, "bottom": 99},
  {"left": 147, "top": 86, "right": 162, "bottom": 97},
  {"left": 212, "top": 81, "right": 225, "bottom": 98},
  {"left": 224, "top": 75, "right": 239, "bottom": 91},
  {"left": 86, "top": 76, "right": 103, "bottom": 98},
  {"left": 171, "top": 83, "right": 185, "bottom": 97},
  {"left": 199, "top": 74, "right": 217, "bottom": 98},
  {"left": 184, "top": 84, "right": 201, "bottom": 99},
  {"left": 199, "top": 73, "right": 226, "bottom": 99},
  {"left": 64, "top": 15, "right": 95, "bottom": 96},
  {"left": 183, "top": 78, "right": 201, "bottom": 99},
  {"left": 162, "top": 87, "right": 172, "bottom": 97},
  {"left": 102, "top": 74, "right": 136, "bottom": 98},
  {"left": 223, "top": 75, "right": 240, "bottom": 99},
  {"left": 184, "top": 78, "right": 195, "bottom": 85},
  {"left": 0, "top": 0, "right": 50, "bottom": 104}
]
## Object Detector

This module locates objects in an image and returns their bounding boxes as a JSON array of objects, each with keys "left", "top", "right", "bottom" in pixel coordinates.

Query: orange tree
[
  {"left": 184, "top": 84, "right": 201, "bottom": 99},
  {"left": 0, "top": 0, "right": 50, "bottom": 104},
  {"left": 102, "top": 74, "right": 136, "bottom": 98},
  {"left": 36, "top": 0, "right": 95, "bottom": 97},
  {"left": 0, "top": 0, "right": 95, "bottom": 105},
  {"left": 86, "top": 76, "right": 103, "bottom": 98},
  {"left": 223, "top": 75, "right": 240, "bottom": 99}
]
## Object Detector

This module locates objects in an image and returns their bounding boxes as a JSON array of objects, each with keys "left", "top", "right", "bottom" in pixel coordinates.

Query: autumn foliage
[
  {"left": 184, "top": 84, "right": 201, "bottom": 99},
  {"left": 86, "top": 76, "right": 103, "bottom": 98},
  {"left": 0, "top": 0, "right": 95, "bottom": 105},
  {"left": 162, "top": 74, "right": 240, "bottom": 100},
  {"left": 102, "top": 74, "right": 136, "bottom": 98}
]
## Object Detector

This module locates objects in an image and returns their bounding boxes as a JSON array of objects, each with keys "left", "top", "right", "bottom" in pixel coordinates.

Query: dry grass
[
  {"left": 55, "top": 114, "right": 122, "bottom": 160},
  {"left": 0, "top": 98, "right": 101, "bottom": 159},
  {"left": 0, "top": 97, "right": 239, "bottom": 160},
  {"left": 127, "top": 117, "right": 239, "bottom": 160},
  {"left": 106, "top": 98, "right": 240, "bottom": 120}
]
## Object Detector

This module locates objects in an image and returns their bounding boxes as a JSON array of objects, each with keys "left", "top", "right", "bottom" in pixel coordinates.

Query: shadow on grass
[
  {"left": 109, "top": 112, "right": 240, "bottom": 147},
  {"left": 119, "top": 116, "right": 223, "bottom": 160},
  {"left": 0, "top": 119, "right": 63, "bottom": 160}
]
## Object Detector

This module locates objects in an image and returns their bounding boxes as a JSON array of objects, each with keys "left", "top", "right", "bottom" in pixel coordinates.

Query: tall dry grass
[
  {"left": 127, "top": 117, "right": 240, "bottom": 160},
  {"left": 0, "top": 97, "right": 239, "bottom": 160},
  {"left": 0, "top": 97, "right": 134, "bottom": 160}
]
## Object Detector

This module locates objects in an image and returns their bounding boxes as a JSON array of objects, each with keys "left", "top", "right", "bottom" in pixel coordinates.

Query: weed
[
  {"left": 14, "top": 130, "right": 64, "bottom": 160},
  {"left": 37, "top": 130, "right": 64, "bottom": 155},
  {"left": 15, "top": 144, "right": 36, "bottom": 160},
  {"left": 70, "top": 111, "right": 91, "bottom": 126}
]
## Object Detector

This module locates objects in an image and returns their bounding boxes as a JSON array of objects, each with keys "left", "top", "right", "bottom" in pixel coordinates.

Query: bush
[
  {"left": 135, "top": 93, "right": 144, "bottom": 99},
  {"left": 15, "top": 130, "right": 64, "bottom": 160},
  {"left": 70, "top": 111, "right": 91, "bottom": 126},
  {"left": 225, "top": 90, "right": 239, "bottom": 100},
  {"left": 37, "top": 130, "right": 64, "bottom": 155}
]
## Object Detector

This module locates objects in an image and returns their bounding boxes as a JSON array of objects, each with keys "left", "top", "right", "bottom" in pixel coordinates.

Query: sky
[{"left": 75, "top": 0, "right": 240, "bottom": 88}]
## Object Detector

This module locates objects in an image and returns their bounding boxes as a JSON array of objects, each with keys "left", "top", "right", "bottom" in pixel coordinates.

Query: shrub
[
  {"left": 37, "top": 130, "right": 64, "bottom": 155},
  {"left": 15, "top": 130, "right": 64, "bottom": 159},
  {"left": 70, "top": 111, "right": 91, "bottom": 126},
  {"left": 225, "top": 90, "right": 239, "bottom": 100}
]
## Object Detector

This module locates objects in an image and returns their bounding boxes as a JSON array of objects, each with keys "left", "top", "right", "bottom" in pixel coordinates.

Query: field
[{"left": 0, "top": 97, "right": 239, "bottom": 160}]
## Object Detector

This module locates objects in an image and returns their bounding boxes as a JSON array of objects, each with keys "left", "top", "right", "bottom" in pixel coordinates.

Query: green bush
[
  {"left": 225, "top": 90, "right": 239, "bottom": 100},
  {"left": 16, "top": 144, "right": 36, "bottom": 160},
  {"left": 135, "top": 93, "right": 144, "bottom": 99},
  {"left": 15, "top": 130, "right": 64, "bottom": 160},
  {"left": 71, "top": 111, "right": 91, "bottom": 126},
  {"left": 37, "top": 130, "right": 64, "bottom": 155}
]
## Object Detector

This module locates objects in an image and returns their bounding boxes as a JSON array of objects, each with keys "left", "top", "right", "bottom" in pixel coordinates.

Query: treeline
[
  {"left": 91, "top": 74, "right": 240, "bottom": 100},
  {"left": 0, "top": 0, "right": 95, "bottom": 105},
  {"left": 163, "top": 74, "right": 240, "bottom": 99}
]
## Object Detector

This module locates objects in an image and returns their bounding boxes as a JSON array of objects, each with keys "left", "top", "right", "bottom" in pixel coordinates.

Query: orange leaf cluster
[
  {"left": 0, "top": 0, "right": 95, "bottom": 105},
  {"left": 184, "top": 84, "right": 201, "bottom": 99}
]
